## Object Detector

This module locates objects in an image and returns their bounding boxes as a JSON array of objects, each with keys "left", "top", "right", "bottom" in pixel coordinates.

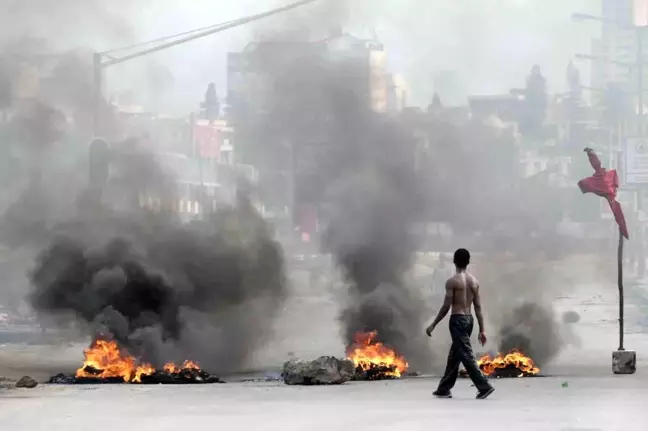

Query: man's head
[{"left": 453, "top": 248, "right": 470, "bottom": 269}]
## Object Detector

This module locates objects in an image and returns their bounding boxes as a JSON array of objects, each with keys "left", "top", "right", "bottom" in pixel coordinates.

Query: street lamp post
[
  {"left": 638, "top": 27, "right": 644, "bottom": 132},
  {"left": 93, "top": 53, "right": 103, "bottom": 135},
  {"left": 91, "top": 0, "right": 322, "bottom": 137},
  {"left": 572, "top": 13, "right": 647, "bottom": 134},
  {"left": 87, "top": 0, "right": 323, "bottom": 218},
  {"left": 573, "top": 55, "right": 631, "bottom": 166}
]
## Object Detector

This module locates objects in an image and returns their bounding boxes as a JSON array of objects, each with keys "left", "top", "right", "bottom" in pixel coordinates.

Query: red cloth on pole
[{"left": 577, "top": 149, "right": 629, "bottom": 239}]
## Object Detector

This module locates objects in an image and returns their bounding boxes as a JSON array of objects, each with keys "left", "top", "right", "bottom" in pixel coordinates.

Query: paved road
[
  {"left": 1, "top": 258, "right": 647, "bottom": 430},
  {"left": 0, "top": 374, "right": 646, "bottom": 431}
]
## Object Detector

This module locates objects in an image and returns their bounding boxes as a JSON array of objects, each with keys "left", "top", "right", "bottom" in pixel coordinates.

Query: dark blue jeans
[{"left": 436, "top": 315, "right": 492, "bottom": 393}]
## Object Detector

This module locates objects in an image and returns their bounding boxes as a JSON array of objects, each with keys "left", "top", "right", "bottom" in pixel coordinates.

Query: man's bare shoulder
[
  {"left": 445, "top": 274, "right": 461, "bottom": 285},
  {"left": 466, "top": 272, "right": 480, "bottom": 289},
  {"left": 448, "top": 272, "right": 479, "bottom": 287}
]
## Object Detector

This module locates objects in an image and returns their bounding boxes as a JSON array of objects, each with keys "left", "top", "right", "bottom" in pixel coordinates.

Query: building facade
[
  {"left": 227, "top": 33, "right": 389, "bottom": 121},
  {"left": 594, "top": 0, "right": 648, "bottom": 92}
]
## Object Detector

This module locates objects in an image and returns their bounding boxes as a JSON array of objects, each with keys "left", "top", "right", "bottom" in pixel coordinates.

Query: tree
[
  {"left": 201, "top": 82, "right": 220, "bottom": 123},
  {"left": 564, "top": 61, "right": 583, "bottom": 122},
  {"left": 428, "top": 92, "right": 443, "bottom": 114},
  {"left": 566, "top": 60, "right": 583, "bottom": 102},
  {"left": 520, "top": 65, "right": 547, "bottom": 137}
]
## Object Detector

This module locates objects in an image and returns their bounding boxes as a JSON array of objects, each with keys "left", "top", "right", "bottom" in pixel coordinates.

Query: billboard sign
[
  {"left": 625, "top": 137, "right": 648, "bottom": 184},
  {"left": 635, "top": 0, "right": 648, "bottom": 27},
  {"left": 194, "top": 123, "right": 222, "bottom": 159}
]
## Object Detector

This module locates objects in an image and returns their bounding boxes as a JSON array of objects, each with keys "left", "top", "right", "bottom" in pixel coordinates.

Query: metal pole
[
  {"left": 91, "top": 0, "right": 321, "bottom": 136},
  {"left": 638, "top": 27, "right": 644, "bottom": 136},
  {"left": 637, "top": 28, "right": 647, "bottom": 278},
  {"left": 287, "top": 140, "right": 295, "bottom": 235},
  {"left": 102, "top": 0, "right": 320, "bottom": 67},
  {"left": 609, "top": 127, "right": 614, "bottom": 168},
  {"left": 189, "top": 112, "right": 196, "bottom": 156},
  {"left": 618, "top": 228, "right": 625, "bottom": 351},
  {"left": 93, "top": 52, "right": 102, "bottom": 136},
  {"left": 192, "top": 113, "right": 205, "bottom": 217}
]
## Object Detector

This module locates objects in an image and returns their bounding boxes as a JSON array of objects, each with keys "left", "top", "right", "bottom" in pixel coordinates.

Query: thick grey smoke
[
  {"left": 497, "top": 302, "right": 561, "bottom": 368},
  {"left": 235, "top": 2, "right": 434, "bottom": 369},
  {"left": 322, "top": 107, "right": 432, "bottom": 371},
  {"left": 257, "top": 0, "right": 351, "bottom": 41},
  {"left": 1, "top": 0, "right": 139, "bottom": 45},
  {"left": 476, "top": 259, "right": 584, "bottom": 369},
  {"left": 0, "top": 38, "right": 114, "bottom": 247},
  {"left": 26, "top": 146, "right": 287, "bottom": 373},
  {"left": 0, "top": 2, "right": 293, "bottom": 374}
]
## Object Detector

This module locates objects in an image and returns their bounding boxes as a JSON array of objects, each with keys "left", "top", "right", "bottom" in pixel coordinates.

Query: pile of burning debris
[
  {"left": 347, "top": 331, "right": 409, "bottom": 381},
  {"left": 460, "top": 349, "right": 540, "bottom": 378},
  {"left": 49, "top": 340, "right": 223, "bottom": 384},
  {"left": 282, "top": 330, "right": 410, "bottom": 385}
]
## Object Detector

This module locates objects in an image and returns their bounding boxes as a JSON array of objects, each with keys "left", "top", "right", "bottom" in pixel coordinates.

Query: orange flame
[
  {"left": 477, "top": 349, "right": 540, "bottom": 377},
  {"left": 75, "top": 339, "right": 202, "bottom": 383},
  {"left": 75, "top": 340, "right": 154, "bottom": 383},
  {"left": 346, "top": 331, "right": 408, "bottom": 378},
  {"left": 163, "top": 360, "right": 200, "bottom": 374}
]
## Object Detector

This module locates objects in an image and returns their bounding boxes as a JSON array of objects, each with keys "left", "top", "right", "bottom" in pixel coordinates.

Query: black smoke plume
[
  {"left": 497, "top": 302, "right": 561, "bottom": 368},
  {"left": 231, "top": 33, "right": 433, "bottom": 370},
  {"left": 27, "top": 146, "right": 287, "bottom": 373},
  {"left": 477, "top": 261, "right": 583, "bottom": 369},
  {"left": 321, "top": 106, "right": 433, "bottom": 371}
]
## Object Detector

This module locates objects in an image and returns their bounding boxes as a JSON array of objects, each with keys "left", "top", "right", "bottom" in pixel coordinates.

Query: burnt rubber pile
[{"left": 48, "top": 339, "right": 223, "bottom": 385}]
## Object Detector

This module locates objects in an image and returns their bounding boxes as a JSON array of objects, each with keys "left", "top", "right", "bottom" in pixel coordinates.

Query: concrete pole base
[{"left": 612, "top": 350, "right": 637, "bottom": 374}]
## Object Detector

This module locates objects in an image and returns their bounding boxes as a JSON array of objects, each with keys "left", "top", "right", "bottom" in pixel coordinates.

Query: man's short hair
[{"left": 453, "top": 248, "right": 470, "bottom": 269}]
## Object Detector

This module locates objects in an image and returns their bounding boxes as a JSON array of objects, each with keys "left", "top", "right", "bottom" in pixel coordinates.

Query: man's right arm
[{"left": 425, "top": 280, "right": 453, "bottom": 336}]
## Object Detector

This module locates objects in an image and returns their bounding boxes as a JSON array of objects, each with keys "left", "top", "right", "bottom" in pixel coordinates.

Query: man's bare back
[
  {"left": 447, "top": 272, "right": 478, "bottom": 315},
  {"left": 425, "top": 250, "right": 487, "bottom": 346}
]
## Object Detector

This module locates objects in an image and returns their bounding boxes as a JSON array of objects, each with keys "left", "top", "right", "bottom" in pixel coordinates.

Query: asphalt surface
[
  {"left": 1, "top": 262, "right": 648, "bottom": 430},
  {"left": 0, "top": 374, "right": 646, "bottom": 430}
]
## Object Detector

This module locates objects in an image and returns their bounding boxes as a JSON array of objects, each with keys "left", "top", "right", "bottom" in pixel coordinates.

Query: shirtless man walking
[{"left": 425, "top": 248, "right": 495, "bottom": 399}]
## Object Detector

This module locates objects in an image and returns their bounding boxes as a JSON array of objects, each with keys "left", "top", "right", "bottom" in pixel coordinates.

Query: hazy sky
[{"left": 4, "top": 0, "right": 602, "bottom": 112}]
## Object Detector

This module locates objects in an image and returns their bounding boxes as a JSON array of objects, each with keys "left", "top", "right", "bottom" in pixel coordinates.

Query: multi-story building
[
  {"left": 227, "top": 34, "right": 390, "bottom": 119},
  {"left": 387, "top": 73, "right": 408, "bottom": 113},
  {"left": 227, "top": 33, "right": 389, "bottom": 118},
  {"left": 594, "top": 0, "right": 647, "bottom": 92}
]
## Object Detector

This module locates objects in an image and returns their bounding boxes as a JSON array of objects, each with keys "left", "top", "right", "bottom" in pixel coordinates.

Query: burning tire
[
  {"left": 48, "top": 339, "right": 223, "bottom": 385},
  {"left": 460, "top": 349, "right": 540, "bottom": 378}
]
